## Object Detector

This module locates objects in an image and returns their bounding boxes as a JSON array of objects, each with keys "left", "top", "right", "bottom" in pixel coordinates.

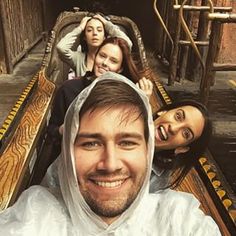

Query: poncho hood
[{"left": 58, "top": 72, "right": 155, "bottom": 234}]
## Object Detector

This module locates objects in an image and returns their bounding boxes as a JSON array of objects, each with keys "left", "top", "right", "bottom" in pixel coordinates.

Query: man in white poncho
[{"left": 0, "top": 72, "right": 221, "bottom": 235}]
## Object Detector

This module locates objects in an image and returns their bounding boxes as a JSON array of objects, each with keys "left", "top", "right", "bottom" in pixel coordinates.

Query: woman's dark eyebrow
[
  {"left": 180, "top": 109, "right": 195, "bottom": 140},
  {"left": 185, "top": 114, "right": 195, "bottom": 140},
  {"left": 177, "top": 109, "right": 185, "bottom": 119},
  {"left": 188, "top": 129, "right": 195, "bottom": 140}
]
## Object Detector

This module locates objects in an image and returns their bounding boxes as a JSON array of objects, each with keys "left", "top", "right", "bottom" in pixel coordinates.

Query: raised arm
[
  {"left": 56, "top": 16, "right": 91, "bottom": 69},
  {"left": 94, "top": 14, "right": 133, "bottom": 51},
  {"left": 165, "top": 190, "right": 222, "bottom": 236}
]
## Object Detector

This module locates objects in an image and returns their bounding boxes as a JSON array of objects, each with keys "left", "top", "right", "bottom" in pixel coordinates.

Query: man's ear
[{"left": 174, "top": 146, "right": 190, "bottom": 155}]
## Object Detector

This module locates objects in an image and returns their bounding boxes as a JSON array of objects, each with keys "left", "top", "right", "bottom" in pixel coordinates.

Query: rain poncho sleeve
[
  {"left": 0, "top": 186, "right": 73, "bottom": 236},
  {"left": 147, "top": 189, "right": 222, "bottom": 236},
  {"left": 56, "top": 25, "right": 85, "bottom": 73}
]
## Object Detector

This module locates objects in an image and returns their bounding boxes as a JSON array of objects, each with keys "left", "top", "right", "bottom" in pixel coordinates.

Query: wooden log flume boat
[{"left": 0, "top": 9, "right": 235, "bottom": 235}]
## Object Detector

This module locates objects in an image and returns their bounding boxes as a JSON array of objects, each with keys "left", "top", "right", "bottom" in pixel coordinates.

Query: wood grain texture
[
  {"left": 0, "top": 70, "right": 55, "bottom": 210},
  {"left": 0, "top": 0, "right": 43, "bottom": 72},
  {"left": 176, "top": 168, "right": 231, "bottom": 236}
]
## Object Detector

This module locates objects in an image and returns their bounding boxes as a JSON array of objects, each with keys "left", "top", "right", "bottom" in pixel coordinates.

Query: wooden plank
[
  {"left": 0, "top": 0, "right": 44, "bottom": 72},
  {"left": 208, "top": 13, "right": 236, "bottom": 22},
  {"left": 0, "top": 0, "right": 13, "bottom": 73},
  {"left": 200, "top": 21, "right": 223, "bottom": 104},
  {"left": 0, "top": 13, "right": 7, "bottom": 74},
  {"left": 168, "top": 11, "right": 181, "bottom": 85},
  {"left": 174, "top": 5, "right": 232, "bottom": 12},
  {"left": 188, "top": 0, "right": 210, "bottom": 82},
  {"left": 176, "top": 167, "right": 231, "bottom": 236},
  {"left": 178, "top": 2, "right": 193, "bottom": 82},
  {"left": 213, "top": 63, "right": 236, "bottom": 71},
  {"left": 0, "top": 70, "right": 55, "bottom": 210},
  {"left": 179, "top": 40, "right": 209, "bottom": 46}
]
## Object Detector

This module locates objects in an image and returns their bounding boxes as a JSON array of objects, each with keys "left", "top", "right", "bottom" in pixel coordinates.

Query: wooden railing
[
  {"left": 0, "top": 70, "right": 55, "bottom": 210},
  {"left": 0, "top": 0, "right": 44, "bottom": 73}
]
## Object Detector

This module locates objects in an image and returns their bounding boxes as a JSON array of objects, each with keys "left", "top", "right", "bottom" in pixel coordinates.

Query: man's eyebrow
[
  {"left": 76, "top": 133, "right": 102, "bottom": 139},
  {"left": 118, "top": 132, "right": 144, "bottom": 140},
  {"left": 74, "top": 133, "right": 103, "bottom": 145},
  {"left": 75, "top": 132, "right": 144, "bottom": 140}
]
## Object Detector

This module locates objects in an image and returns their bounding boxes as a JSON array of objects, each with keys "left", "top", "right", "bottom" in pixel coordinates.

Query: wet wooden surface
[
  {"left": 0, "top": 41, "right": 45, "bottom": 127},
  {"left": 176, "top": 167, "right": 231, "bottom": 236},
  {"left": 0, "top": 70, "right": 55, "bottom": 209}
]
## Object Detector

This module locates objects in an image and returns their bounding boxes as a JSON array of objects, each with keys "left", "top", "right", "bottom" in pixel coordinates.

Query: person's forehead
[
  {"left": 86, "top": 18, "right": 103, "bottom": 27},
  {"left": 99, "top": 44, "right": 122, "bottom": 59},
  {"left": 81, "top": 106, "right": 140, "bottom": 122},
  {"left": 168, "top": 105, "right": 197, "bottom": 113},
  {"left": 100, "top": 43, "right": 120, "bottom": 51},
  {"left": 87, "top": 105, "right": 140, "bottom": 116}
]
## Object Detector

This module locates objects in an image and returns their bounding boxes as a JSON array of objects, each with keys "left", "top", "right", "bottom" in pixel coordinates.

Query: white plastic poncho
[{"left": 0, "top": 72, "right": 221, "bottom": 236}]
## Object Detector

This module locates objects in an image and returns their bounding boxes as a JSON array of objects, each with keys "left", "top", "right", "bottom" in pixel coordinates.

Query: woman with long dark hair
[
  {"left": 150, "top": 100, "right": 212, "bottom": 191},
  {"left": 57, "top": 14, "right": 132, "bottom": 78}
]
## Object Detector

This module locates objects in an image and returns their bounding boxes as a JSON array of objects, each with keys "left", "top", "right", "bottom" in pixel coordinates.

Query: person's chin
[
  {"left": 95, "top": 71, "right": 103, "bottom": 77},
  {"left": 96, "top": 68, "right": 108, "bottom": 76}
]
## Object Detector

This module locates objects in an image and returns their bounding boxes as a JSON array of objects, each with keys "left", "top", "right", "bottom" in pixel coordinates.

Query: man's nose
[{"left": 97, "top": 145, "right": 122, "bottom": 173}]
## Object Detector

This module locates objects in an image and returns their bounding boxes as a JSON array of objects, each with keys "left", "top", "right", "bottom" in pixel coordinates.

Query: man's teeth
[
  {"left": 95, "top": 180, "right": 123, "bottom": 188},
  {"left": 160, "top": 126, "right": 168, "bottom": 140}
]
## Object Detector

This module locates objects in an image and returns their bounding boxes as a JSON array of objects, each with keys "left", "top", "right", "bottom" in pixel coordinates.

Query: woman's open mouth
[{"left": 156, "top": 125, "right": 168, "bottom": 141}]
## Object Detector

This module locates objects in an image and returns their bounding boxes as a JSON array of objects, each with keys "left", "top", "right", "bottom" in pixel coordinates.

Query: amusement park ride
[{"left": 0, "top": 1, "right": 236, "bottom": 235}]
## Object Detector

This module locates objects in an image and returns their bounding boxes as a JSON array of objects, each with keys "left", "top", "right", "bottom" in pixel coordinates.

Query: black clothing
[
  {"left": 32, "top": 74, "right": 94, "bottom": 184},
  {"left": 48, "top": 76, "right": 93, "bottom": 140}
]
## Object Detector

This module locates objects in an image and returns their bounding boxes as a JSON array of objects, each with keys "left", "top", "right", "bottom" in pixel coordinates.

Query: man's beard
[{"left": 80, "top": 172, "right": 145, "bottom": 219}]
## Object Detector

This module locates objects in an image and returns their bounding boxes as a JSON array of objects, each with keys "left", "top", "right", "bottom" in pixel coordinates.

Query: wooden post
[
  {"left": 168, "top": 10, "right": 181, "bottom": 85},
  {"left": 179, "top": 45, "right": 189, "bottom": 81},
  {"left": 189, "top": 0, "right": 209, "bottom": 82},
  {"left": 0, "top": 1, "right": 13, "bottom": 73},
  {"left": 200, "top": 20, "right": 223, "bottom": 104},
  {"left": 179, "top": 1, "right": 194, "bottom": 81},
  {"left": 161, "top": 0, "right": 169, "bottom": 58},
  {"left": 154, "top": 0, "right": 166, "bottom": 58},
  {"left": 0, "top": 14, "right": 7, "bottom": 74}
]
